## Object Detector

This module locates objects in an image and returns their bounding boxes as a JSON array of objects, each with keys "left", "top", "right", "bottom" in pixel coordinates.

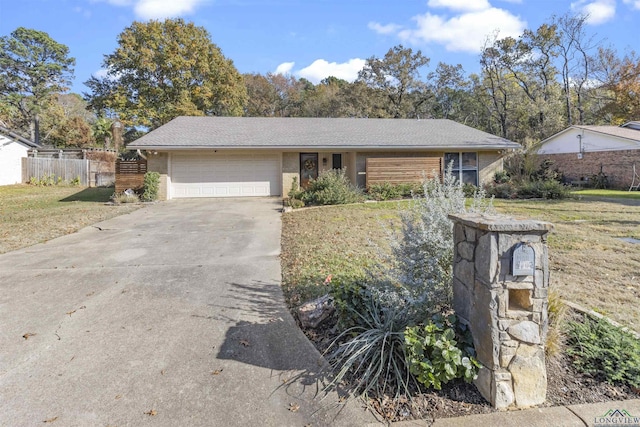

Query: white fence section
[{"left": 23, "top": 157, "right": 90, "bottom": 186}]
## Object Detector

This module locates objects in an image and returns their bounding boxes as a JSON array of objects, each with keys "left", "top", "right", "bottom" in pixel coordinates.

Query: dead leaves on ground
[
  {"left": 65, "top": 305, "right": 86, "bottom": 317},
  {"left": 239, "top": 339, "right": 250, "bottom": 347},
  {"left": 211, "top": 369, "right": 223, "bottom": 375},
  {"left": 288, "top": 403, "right": 300, "bottom": 412},
  {"left": 144, "top": 409, "right": 157, "bottom": 416},
  {"left": 22, "top": 332, "right": 36, "bottom": 340},
  {"left": 43, "top": 416, "right": 58, "bottom": 423}
]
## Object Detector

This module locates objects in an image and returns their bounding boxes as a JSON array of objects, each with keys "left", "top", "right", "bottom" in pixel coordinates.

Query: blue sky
[{"left": 1, "top": 0, "right": 639, "bottom": 94}]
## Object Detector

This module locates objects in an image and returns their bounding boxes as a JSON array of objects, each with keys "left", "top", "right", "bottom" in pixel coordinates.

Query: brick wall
[{"left": 538, "top": 150, "right": 640, "bottom": 189}]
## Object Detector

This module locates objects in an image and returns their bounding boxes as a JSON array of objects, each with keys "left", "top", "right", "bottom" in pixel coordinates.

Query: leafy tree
[
  {"left": 47, "top": 116, "right": 93, "bottom": 148},
  {"left": 84, "top": 18, "right": 247, "bottom": 129},
  {"left": 594, "top": 48, "right": 640, "bottom": 123},
  {"left": 93, "top": 116, "right": 113, "bottom": 149},
  {"left": 0, "top": 27, "right": 75, "bottom": 144},
  {"left": 300, "top": 76, "right": 352, "bottom": 117},
  {"left": 358, "top": 45, "right": 431, "bottom": 118},
  {"left": 39, "top": 93, "right": 96, "bottom": 147},
  {"left": 429, "top": 62, "right": 469, "bottom": 120},
  {"left": 243, "top": 73, "right": 278, "bottom": 116}
]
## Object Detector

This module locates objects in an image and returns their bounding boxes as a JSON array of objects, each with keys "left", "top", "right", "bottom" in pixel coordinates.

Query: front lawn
[
  {"left": 573, "top": 189, "right": 640, "bottom": 199},
  {"left": 0, "top": 185, "right": 141, "bottom": 254},
  {"left": 281, "top": 198, "right": 640, "bottom": 333}
]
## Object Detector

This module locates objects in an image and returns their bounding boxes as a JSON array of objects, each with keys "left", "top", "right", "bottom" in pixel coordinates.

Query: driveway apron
[{"left": 0, "top": 198, "right": 374, "bottom": 426}]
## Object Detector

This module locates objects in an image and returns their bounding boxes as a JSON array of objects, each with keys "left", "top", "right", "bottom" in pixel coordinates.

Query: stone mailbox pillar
[{"left": 448, "top": 213, "right": 554, "bottom": 409}]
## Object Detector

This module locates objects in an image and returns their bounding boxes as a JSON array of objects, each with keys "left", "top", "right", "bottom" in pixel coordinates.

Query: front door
[{"left": 300, "top": 153, "right": 318, "bottom": 188}]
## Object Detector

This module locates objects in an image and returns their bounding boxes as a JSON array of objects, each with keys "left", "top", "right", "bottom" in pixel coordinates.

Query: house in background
[
  {"left": 0, "top": 126, "right": 40, "bottom": 186},
  {"left": 537, "top": 121, "right": 640, "bottom": 188},
  {"left": 127, "top": 117, "right": 520, "bottom": 200}
]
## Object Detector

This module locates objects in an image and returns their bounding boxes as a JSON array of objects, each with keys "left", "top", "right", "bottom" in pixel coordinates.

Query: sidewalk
[{"left": 367, "top": 399, "right": 640, "bottom": 427}]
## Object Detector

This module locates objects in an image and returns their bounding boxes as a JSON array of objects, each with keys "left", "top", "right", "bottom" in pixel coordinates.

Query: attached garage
[{"left": 170, "top": 153, "right": 280, "bottom": 198}]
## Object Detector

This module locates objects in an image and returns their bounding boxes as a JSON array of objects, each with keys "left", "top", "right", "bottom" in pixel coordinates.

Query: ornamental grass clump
[{"left": 324, "top": 297, "right": 414, "bottom": 399}]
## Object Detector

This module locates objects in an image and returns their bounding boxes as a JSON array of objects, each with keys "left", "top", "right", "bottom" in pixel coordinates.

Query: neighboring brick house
[
  {"left": 537, "top": 121, "right": 640, "bottom": 189},
  {"left": 127, "top": 117, "right": 520, "bottom": 200}
]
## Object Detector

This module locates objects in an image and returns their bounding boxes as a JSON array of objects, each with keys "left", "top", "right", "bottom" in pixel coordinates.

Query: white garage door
[{"left": 171, "top": 153, "right": 280, "bottom": 198}]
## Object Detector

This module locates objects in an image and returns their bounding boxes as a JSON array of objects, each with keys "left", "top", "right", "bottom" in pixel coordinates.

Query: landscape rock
[
  {"left": 509, "top": 343, "right": 547, "bottom": 407},
  {"left": 297, "top": 294, "right": 335, "bottom": 329},
  {"left": 508, "top": 320, "right": 541, "bottom": 344}
]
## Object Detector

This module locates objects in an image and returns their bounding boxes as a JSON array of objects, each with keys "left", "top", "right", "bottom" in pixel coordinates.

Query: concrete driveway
[{"left": 0, "top": 198, "right": 374, "bottom": 426}]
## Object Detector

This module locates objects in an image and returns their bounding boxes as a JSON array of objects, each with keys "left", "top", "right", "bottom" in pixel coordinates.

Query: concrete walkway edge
[{"left": 366, "top": 399, "right": 640, "bottom": 427}]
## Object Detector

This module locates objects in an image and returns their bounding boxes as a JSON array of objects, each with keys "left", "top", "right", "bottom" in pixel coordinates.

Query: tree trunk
[{"left": 33, "top": 115, "right": 40, "bottom": 145}]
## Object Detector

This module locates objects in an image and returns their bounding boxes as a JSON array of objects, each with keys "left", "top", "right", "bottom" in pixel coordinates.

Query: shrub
[
  {"left": 288, "top": 176, "right": 304, "bottom": 200},
  {"left": 589, "top": 170, "right": 609, "bottom": 189},
  {"left": 285, "top": 198, "right": 304, "bottom": 208},
  {"left": 141, "top": 171, "right": 160, "bottom": 202},
  {"left": 461, "top": 183, "right": 477, "bottom": 198},
  {"left": 368, "top": 182, "right": 423, "bottom": 201},
  {"left": 300, "top": 168, "right": 364, "bottom": 206},
  {"left": 29, "top": 174, "right": 56, "bottom": 186},
  {"left": 484, "top": 182, "right": 517, "bottom": 199},
  {"left": 368, "top": 182, "right": 403, "bottom": 201},
  {"left": 331, "top": 280, "right": 376, "bottom": 329},
  {"left": 566, "top": 315, "right": 640, "bottom": 388},
  {"left": 380, "top": 166, "right": 494, "bottom": 320},
  {"left": 485, "top": 179, "right": 570, "bottom": 200},
  {"left": 493, "top": 170, "right": 510, "bottom": 184},
  {"left": 538, "top": 180, "right": 571, "bottom": 199},
  {"left": 405, "top": 313, "right": 480, "bottom": 390}
]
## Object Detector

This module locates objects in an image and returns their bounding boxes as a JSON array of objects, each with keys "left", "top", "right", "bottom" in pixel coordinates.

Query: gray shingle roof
[
  {"left": 0, "top": 125, "right": 40, "bottom": 148},
  {"left": 127, "top": 117, "right": 520, "bottom": 150}
]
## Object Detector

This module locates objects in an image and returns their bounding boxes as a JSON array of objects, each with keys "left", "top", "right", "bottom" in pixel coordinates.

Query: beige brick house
[{"left": 127, "top": 117, "right": 520, "bottom": 200}]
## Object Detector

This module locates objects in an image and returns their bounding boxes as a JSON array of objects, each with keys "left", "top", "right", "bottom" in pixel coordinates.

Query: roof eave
[{"left": 127, "top": 143, "right": 520, "bottom": 151}]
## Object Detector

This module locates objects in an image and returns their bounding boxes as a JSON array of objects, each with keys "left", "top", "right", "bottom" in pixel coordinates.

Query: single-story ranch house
[
  {"left": 127, "top": 117, "right": 520, "bottom": 200},
  {"left": 537, "top": 121, "right": 640, "bottom": 188},
  {"left": 0, "top": 125, "right": 40, "bottom": 186}
]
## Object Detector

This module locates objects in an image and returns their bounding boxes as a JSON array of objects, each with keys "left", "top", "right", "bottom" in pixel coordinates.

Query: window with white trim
[{"left": 444, "top": 152, "right": 478, "bottom": 186}]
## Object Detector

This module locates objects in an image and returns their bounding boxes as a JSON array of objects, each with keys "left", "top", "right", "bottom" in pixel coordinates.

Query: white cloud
[
  {"left": 622, "top": 0, "right": 640, "bottom": 9},
  {"left": 571, "top": 0, "right": 616, "bottom": 25},
  {"left": 134, "top": 0, "right": 206, "bottom": 19},
  {"left": 100, "top": 0, "right": 207, "bottom": 20},
  {"left": 368, "top": 22, "right": 403, "bottom": 35},
  {"left": 398, "top": 7, "right": 526, "bottom": 53},
  {"left": 427, "top": 0, "right": 491, "bottom": 12},
  {"left": 275, "top": 62, "right": 295, "bottom": 75},
  {"left": 297, "top": 58, "right": 366, "bottom": 84},
  {"left": 93, "top": 69, "right": 110, "bottom": 79}
]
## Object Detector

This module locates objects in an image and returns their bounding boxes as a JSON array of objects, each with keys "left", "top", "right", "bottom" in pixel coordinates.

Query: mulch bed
[{"left": 297, "top": 309, "right": 640, "bottom": 424}]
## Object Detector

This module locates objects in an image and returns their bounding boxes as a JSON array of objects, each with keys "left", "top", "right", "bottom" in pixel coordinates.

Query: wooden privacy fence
[
  {"left": 115, "top": 159, "right": 147, "bottom": 193},
  {"left": 365, "top": 157, "right": 442, "bottom": 187},
  {"left": 23, "top": 157, "right": 90, "bottom": 186}
]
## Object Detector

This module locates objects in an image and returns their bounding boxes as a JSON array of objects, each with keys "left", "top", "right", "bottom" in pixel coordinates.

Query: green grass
[
  {"left": 572, "top": 189, "right": 640, "bottom": 199},
  {"left": 282, "top": 198, "right": 640, "bottom": 333},
  {"left": 0, "top": 184, "right": 141, "bottom": 254}
]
